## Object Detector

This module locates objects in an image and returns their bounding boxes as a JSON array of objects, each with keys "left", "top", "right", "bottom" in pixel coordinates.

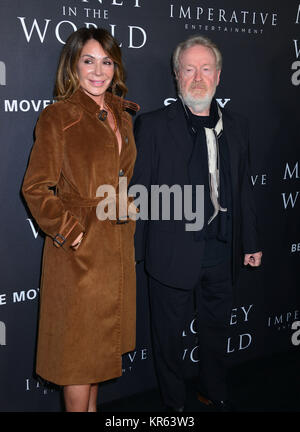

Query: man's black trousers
[{"left": 148, "top": 259, "right": 233, "bottom": 410}]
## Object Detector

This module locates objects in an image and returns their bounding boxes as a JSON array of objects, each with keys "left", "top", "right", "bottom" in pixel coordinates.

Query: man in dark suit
[{"left": 130, "top": 35, "right": 262, "bottom": 412}]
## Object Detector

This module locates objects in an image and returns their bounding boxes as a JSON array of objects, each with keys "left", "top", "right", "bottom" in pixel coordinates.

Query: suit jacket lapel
[
  {"left": 222, "top": 109, "right": 240, "bottom": 189},
  {"left": 167, "top": 100, "right": 194, "bottom": 163}
]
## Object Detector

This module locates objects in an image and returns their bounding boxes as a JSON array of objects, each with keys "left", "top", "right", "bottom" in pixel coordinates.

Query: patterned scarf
[
  {"left": 180, "top": 97, "right": 227, "bottom": 225},
  {"left": 204, "top": 105, "right": 227, "bottom": 224}
]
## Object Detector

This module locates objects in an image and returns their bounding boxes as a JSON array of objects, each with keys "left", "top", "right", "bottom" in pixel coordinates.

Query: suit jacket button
[{"left": 119, "top": 169, "right": 124, "bottom": 177}]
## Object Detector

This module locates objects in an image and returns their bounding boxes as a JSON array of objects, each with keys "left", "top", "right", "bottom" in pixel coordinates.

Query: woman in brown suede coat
[{"left": 22, "top": 28, "right": 139, "bottom": 411}]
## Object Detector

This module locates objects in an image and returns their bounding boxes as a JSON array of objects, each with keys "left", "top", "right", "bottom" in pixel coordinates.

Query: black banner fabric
[{"left": 0, "top": 0, "right": 299, "bottom": 411}]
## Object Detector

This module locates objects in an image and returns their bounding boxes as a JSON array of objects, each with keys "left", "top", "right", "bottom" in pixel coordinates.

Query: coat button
[{"left": 119, "top": 169, "right": 124, "bottom": 177}]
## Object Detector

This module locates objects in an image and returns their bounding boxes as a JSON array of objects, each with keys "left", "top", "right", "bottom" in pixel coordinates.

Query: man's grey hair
[{"left": 173, "top": 35, "right": 222, "bottom": 74}]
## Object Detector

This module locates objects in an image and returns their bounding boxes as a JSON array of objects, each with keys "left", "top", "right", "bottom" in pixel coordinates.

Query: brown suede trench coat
[{"left": 22, "top": 88, "right": 139, "bottom": 386}]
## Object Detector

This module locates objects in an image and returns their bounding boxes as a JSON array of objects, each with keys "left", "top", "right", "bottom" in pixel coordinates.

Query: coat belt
[
  {"left": 59, "top": 192, "right": 104, "bottom": 207},
  {"left": 58, "top": 192, "right": 138, "bottom": 224}
]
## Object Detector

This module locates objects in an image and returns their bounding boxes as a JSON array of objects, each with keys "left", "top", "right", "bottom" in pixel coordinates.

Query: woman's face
[{"left": 76, "top": 38, "right": 114, "bottom": 106}]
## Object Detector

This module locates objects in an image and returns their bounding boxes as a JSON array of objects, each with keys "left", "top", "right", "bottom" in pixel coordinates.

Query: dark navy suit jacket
[{"left": 130, "top": 100, "right": 260, "bottom": 289}]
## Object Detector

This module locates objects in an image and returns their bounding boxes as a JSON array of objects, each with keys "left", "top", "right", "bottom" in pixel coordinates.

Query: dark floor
[{"left": 100, "top": 348, "right": 300, "bottom": 412}]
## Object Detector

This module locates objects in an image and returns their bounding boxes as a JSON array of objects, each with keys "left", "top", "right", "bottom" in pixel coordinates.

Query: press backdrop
[{"left": 0, "top": 0, "right": 299, "bottom": 411}]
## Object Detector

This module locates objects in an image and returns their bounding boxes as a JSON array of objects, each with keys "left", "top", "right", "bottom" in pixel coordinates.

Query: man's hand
[{"left": 244, "top": 251, "right": 262, "bottom": 267}]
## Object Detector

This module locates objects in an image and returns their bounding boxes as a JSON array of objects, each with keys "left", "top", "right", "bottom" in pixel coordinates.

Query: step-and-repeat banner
[{"left": 0, "top": 0, "right": 299, "bottom": 411}]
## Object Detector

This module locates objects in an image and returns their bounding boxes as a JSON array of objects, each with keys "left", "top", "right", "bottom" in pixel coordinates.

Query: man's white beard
[{"left": 180, "top": 87, "right": 216, "bottom": 114}]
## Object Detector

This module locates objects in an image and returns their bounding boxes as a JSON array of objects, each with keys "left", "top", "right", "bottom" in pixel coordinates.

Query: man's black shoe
[
  {"left": 211, "top": 399, "right": 235, "bottom": 412},
  {"left": 164, "top": 405, "right": 185, "bottom": 412}
]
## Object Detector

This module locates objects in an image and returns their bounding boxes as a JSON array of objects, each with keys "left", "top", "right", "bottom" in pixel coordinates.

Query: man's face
[{"left": 176, "top": 44, "right": 221, "bottom": 114}]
